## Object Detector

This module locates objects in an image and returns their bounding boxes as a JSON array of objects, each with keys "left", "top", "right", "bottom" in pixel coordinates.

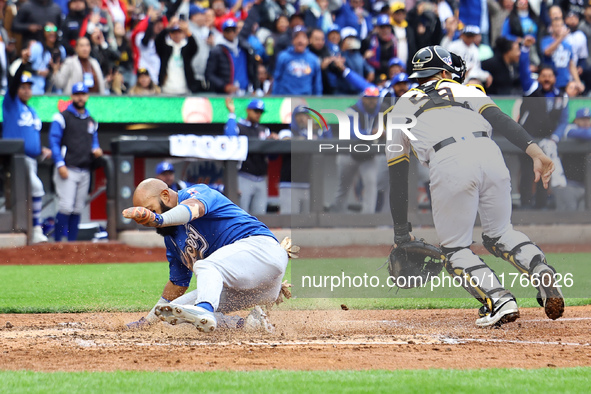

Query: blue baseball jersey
[
  {"left": 164, "top": 184, "right": 277, "bottom": 286},
  {"left": 541, "top": 36, "right": 574, "bottom": 89},
  {"left": 2, "top": 91, "right": 42, "bottom": 158}
]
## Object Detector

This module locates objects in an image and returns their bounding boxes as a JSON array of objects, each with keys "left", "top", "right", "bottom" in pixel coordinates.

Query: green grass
[
  {"left": 1, "top": 253, "right": 590, "bottom": 313},
  {"left": 2, "top": 368, "right": 591, "bottom": 393}
]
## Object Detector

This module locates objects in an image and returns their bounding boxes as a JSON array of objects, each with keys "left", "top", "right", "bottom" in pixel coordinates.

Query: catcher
[
  {"left": 124, "top": 178, "right": 296, "bottom": 333},
  {"left": 386, "top": 46, "right": 564, "bottom": 327}
]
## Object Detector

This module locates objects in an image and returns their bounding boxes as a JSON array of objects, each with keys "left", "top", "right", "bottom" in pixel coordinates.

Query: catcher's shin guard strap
[
  {"left": 440, "top": 245, "right": 470, "bottom": 258},
  {"left": 528, "top": 255, "right": 557, "bottom": 277},
  {"left": 482, "top": 235, "right": 501, "bottom": 257},
  {"left": 482, "top": 234, "right": 540, "bottom": 274}
]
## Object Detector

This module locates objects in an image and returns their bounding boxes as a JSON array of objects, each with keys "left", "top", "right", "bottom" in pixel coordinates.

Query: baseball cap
[
  {"left": 72, "top": 82, "right": 88, "bottom": 94},
  {"left": 388, "top": 57, "right": 405, "bottom": 69},
  {"left": 391, "top": 1, "right": 405, "bottom": 13},
  {"left": 222, "top": 19, "right": 237, "bottom": 30},
  {"left": 137, "top": 68, "right": 150, "bottom": 76},
  {"left": 575, "top": 108, "right": 591, "bottom": 119},
  {"left": 20, "top": 71, "right": 33, "bottom": 85},
  {"left": 462, "top": 25, "right": 481, "bottom": 35},
  {"left": 376, "top": 14, "right": 391, "bottom": 27},
  {"left": 363, "top": 86, "right": 380, "bottom": 97},
  {"left": 327, "top": 24, "right": 340, "bottom": 34},
  {"left": 292, "top": 106, "right": 308, "bottom": 115},
  {"left": 155, "top": 161, "right": 175, "bottom": 175},
  {"left": 292, "top": 25, "right": 307, "bottom": 39},
  {"left": 278, "top": 129, "right": 292, "bottom": 140},
  {"left": 340, "top": 26, "right": 358, "bottom": 40},
  {"left": 247, "top": 99, "right": 265, "bottom": 112},
  {"left": 189, "top": 4, "right": 205, "bottom": 17},
  {"left": 391, "top": 72, "right": 409, "bottom": 85}
]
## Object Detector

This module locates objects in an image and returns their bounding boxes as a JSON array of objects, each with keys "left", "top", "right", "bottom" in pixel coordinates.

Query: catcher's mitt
[{"left": 387, "top": 240, "right": 445, "bottom": 289}]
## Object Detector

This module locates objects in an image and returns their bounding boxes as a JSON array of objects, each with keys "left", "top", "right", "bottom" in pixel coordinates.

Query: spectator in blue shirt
[
  {"left": 272, "top": 26, "right": 322, "bottom": 95},
  {"left": 501, "top": 0, "right": 539, "bottom": 42},
  {"left": 541, "top": 17, "right": 583, "bottom": 90},
  {"left": 333, "top": 27, "right": 374, "bottom": 94}
]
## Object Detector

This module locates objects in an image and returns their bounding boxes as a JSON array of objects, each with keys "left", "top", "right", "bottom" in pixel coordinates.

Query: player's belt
[{"left": 433, "top": 131, "right": 489, "bottom": 153}]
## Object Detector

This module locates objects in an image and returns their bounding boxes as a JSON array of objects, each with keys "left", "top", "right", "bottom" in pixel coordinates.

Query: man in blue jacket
[
  {"left": 273, "top": 26, "right": 322, "bottom": 95},
  {"left": 2, "top": 50, "right": 51, "bottom": 243},
  {"left": 49, "top": 82, "right": 103, "bottom": 241}
]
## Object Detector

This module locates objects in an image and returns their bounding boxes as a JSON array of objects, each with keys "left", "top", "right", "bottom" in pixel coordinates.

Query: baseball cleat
[
  {"left": 32, "top": 226, "right": 48, "bottom": 244},
  {"left": 154, "top": 305, "right": 179, "bottom": 325},
  {"left": 536, "top": 269, "right": 564, "bottom": 320},
  {"left": 170, "top": 305, "right": 217, "bottom": 333},
  {"left": 244, "top": 306, "right": 275, "bottom": 333},
  {"left": 477, "top": 304, "right": 490, "bottom": 318},
  {"left": 475, "top": 296, "right": 520, "bottom": 328}
]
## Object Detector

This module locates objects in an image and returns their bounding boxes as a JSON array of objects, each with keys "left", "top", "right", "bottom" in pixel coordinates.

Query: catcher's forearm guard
[{"left": 387, "top": 239, "right": 445, "bottom": 289}]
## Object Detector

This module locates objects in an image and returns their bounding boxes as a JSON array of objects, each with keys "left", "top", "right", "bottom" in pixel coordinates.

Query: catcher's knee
[{"left": 482, "top": 230, "right": 544, "bottom": 274}]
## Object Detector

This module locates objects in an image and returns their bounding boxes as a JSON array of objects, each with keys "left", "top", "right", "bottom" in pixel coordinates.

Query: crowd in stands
[{"left": 2, "top": 0, "right": 591, "bottom": 97}]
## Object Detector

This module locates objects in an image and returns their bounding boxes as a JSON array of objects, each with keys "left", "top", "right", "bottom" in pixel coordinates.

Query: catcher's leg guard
[
  {"left": 442, "top": 246, "right": 513, "bottom": 315},
  {"left": 482, "top": 230, "right": 551, "bottom": 275},
  {"left": 482, "top": 230, "right": 564, "bottom": 319}
]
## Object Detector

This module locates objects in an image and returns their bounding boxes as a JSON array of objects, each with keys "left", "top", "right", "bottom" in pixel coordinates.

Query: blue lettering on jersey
[{"left": 164, "top": 184, "right": 276, "bottom": 287}]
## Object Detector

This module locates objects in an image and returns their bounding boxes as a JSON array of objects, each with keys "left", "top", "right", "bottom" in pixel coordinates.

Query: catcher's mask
[
  {"left": 387, "top": 240, "right": 445, "bottom": 289},
  {"left": 450, "top": 52, "right": 466, "bottom": 84},
  {"left": 409, "top": 46, "right": 456, "bottom": 80}
]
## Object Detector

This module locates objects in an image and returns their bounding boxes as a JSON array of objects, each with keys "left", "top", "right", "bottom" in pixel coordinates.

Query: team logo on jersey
[
  {"left": 87, "top": 122, "right": 95, "bottom": 134},
  {"left": 187, "top": 188, "right": 201, "bottom": 198},
  {"left": 17, "top": 111, "right": 42, "bottom": 130},
  {"left": 287, "top": 60, "right": 312, "bottom": 77},
  {"left": 178, "top": 224, "right": 208, "bottom": 271}
]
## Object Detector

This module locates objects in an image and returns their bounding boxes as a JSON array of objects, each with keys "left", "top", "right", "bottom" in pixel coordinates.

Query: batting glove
[{"left": 122, "top": 206, "right": 163, "bottom": 227}]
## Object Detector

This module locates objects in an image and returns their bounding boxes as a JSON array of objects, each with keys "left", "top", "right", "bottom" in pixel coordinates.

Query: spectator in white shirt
[{"left": 444, "top": 25, "right": 492, "bottom": 88}]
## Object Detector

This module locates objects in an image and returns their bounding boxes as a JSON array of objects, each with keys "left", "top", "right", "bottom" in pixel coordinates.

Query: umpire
[{"left": 49, "top": 82, "right": 103, "bottom": 242}]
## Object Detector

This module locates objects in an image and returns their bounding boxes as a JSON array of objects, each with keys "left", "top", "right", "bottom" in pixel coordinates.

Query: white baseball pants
[{"left": 173, "top": 235, "right": 288, "bottom": 314}]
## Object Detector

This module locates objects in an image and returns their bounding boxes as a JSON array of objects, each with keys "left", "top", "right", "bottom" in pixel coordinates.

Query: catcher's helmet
[{"left": 409, "top": 45, "right": 456, "bottom": 80}]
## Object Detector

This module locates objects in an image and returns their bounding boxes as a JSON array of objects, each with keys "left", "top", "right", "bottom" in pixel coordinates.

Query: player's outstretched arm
[
  {"left": 480, "top": 106, "right": 554, "bottom": 189},
  {"left": 122, "top": 199, "right": 205, "bottom": 227}
]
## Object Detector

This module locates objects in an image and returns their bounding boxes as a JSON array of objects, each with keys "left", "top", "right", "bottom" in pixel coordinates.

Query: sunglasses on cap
[{"left": 44, "top": 25, "right": 58, "bottom": 33}]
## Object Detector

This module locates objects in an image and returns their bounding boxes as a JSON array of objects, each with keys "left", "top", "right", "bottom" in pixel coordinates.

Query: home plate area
[{"left": 1, "top": 307, "right": 590, "bottom": 372}]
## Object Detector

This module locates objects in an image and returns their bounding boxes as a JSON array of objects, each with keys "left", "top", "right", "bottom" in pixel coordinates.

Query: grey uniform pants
[{"left": 53, "top": 167, "right": 90, "bottom": 214}]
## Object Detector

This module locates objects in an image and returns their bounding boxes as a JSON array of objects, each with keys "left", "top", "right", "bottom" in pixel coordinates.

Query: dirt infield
[
  {"left": 1, "top": 242, "right": 590, "bottom": 372},
  {"left": 0, "top": 307, "right": 590, "bottom": 372}
]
